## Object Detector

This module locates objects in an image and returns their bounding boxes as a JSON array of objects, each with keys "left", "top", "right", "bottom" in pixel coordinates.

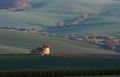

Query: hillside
[
  {"left": 0, "top": 29, "right": 117, "bottom": 55},
  {"left": 0, "top": 0, "right": 119, "bottom": 37},
  {"left": 0, "top": 0, "right": 110, "bottom": 26},
  {"left": 37, "top": 0, "right": 120, "bottom": 36}
]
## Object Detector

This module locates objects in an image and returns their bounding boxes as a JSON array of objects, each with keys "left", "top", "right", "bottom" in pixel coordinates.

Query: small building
[
  {"left": 42, "top": 44, "right": 50, "bottom": 55},
  {"left": 30, "top": 44, "right": 50, "bottom": 55}
]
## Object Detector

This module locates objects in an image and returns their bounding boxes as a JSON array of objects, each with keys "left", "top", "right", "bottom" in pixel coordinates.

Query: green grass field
[{"left": 0, "top": 29, "right": 117, "bottom": 54}]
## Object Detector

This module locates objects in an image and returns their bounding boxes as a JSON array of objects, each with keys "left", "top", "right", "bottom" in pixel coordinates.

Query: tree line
[{"left": 0, "top": 0, "right": 31, "bottom": 12}]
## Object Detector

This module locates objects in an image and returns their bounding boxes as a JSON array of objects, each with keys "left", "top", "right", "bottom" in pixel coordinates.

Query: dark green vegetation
[
  {"left": 65, "top": 76, "right": 120, "bottom": 77},
  {"left": 0, "top": 70, "right": 120, "bottom": 77},
  {"left": 0, "top": 55, "right": 120, "bottom": 70},
  {"left": 0, "top": 55, "right": 120, "bottom": 77}
]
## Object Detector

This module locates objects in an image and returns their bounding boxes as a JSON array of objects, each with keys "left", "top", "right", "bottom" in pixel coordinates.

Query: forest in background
[{"left": 0, "top": 0, "right": 31, "bottom": 11}]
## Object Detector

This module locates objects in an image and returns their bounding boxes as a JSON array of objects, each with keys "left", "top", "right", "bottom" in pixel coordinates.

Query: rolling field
[
  {"left": 0, "top": 29, "right": 117, "bottom": 55},
  {"left": 0, "top": 55, "right": 120, "bottom": 70},
  {"left": 39, "top": 0, "right": 120, "bottom": 36},
  {"left": 0, "top": 45, "right": 28, "bottom": 54},
  {"left": 0, "top": 0, "right": 120, "bottom": 76},
  {"left": 0, "top": 0, "right": 119, "bottom": 36}
]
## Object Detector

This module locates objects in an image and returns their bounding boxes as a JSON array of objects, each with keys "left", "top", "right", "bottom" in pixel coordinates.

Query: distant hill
[{"left": 0, "top": 0, "right": 119, "bottom": 36}]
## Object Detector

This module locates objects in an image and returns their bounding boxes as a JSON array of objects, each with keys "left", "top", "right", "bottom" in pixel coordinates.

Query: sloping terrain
[
  {"left": 0, "top": 29, "right": 117, "bottom": 55},
  {"left": 0, "top": 45, "right": 28, "bottom": 54},
  {"left": 38, "top": 0, "right": 120, "bottom": 36},
  {"left": 0, "top": 0, "right": 120, "bottom": 55},
  {"left": 0, "top": 0, "right": 119, "bottom": 36}
]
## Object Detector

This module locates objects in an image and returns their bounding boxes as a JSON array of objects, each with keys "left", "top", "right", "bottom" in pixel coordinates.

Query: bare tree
[
  {"left": 106, "top": 39, "right": 116, "bottom": 51},
  {"left": 83, "top": 36, "right": 89, "bottom": 43}
]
